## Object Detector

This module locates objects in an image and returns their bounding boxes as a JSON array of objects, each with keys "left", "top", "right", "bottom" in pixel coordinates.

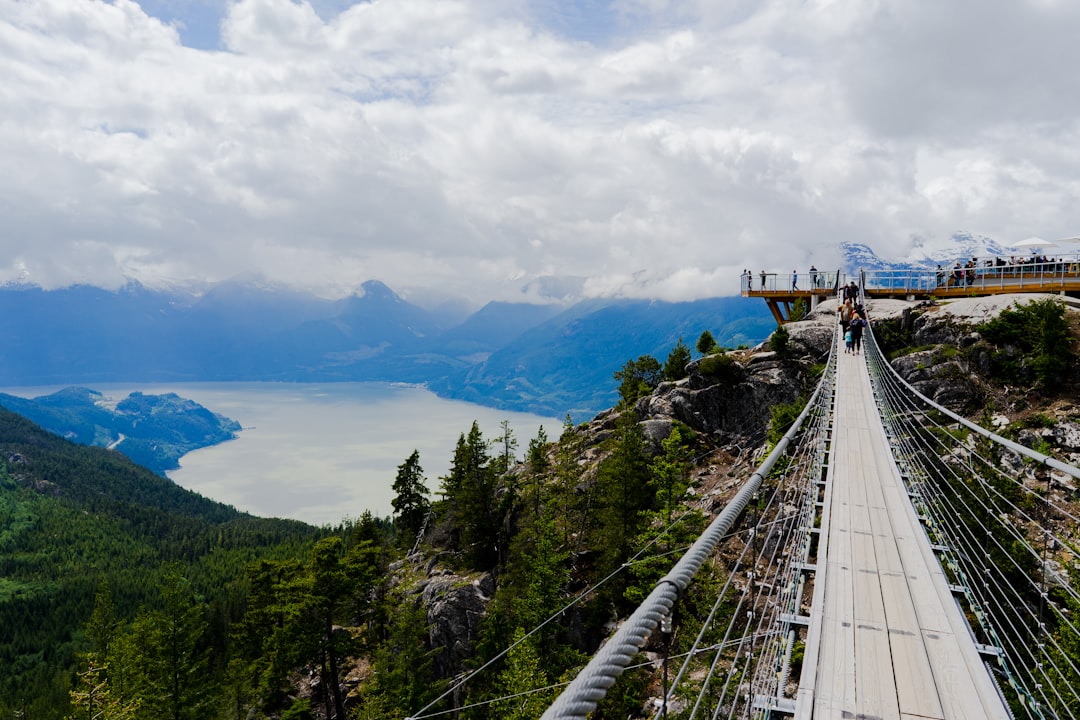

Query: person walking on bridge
[
  {"left": 849, "top": 311, "right": 866, "bottom": 354},
  {"left": 791, "top": 269, "right": 798, "bottom": 291}
]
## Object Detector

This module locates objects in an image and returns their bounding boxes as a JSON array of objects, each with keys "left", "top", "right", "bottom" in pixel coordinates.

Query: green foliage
[
  {"left": 365, "top": 588, "right": 442, "bottom": 716},
  {"left": 392, "top": 450, "right": 431, "bottom": 543},
  {"left": 768, "top": 398, "right": 806, "bottom": 446},
  {"left": 695, "top": 329, "right": 718, "bottom": 355},
  {"left": 1020, "top": 413, "right": 1057, "bottom": 429},
  {"left": 0, "top": 408, "right": 321, "bottom": 719},
  {"left": 613, "top": 355, "right": 662, "bottom": 407},
  {"left": 790, "top": 298, "right": 808, "bottom": 322},
  {"left": 662, "top": 338, "right": 692, "bottom": 381},
  {"left": 978, "top": 297, "right": 1073, "bottom": 388},
  {"left": 524, "top": 426, "right": 550, "bottom": 519},
  {"left": 492, "top": 630, "right": 554, "bottom": 720},
  {"left": 770, "top": 325, "right": 791, "bottom": 357},
  {"left": 439, "top": 421, "right": 507, "bottom": 570},
  {"left": 697, "top": 353, "right": 743, "bottom": 384},
  {"left": 591, "top": 414, "right": 654, "bottom": 610},
  {"left": 651, "top": 425, "right": 692, "bottom": 524}
]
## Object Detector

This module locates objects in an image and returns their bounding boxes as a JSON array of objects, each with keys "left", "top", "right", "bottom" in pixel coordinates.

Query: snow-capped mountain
[{"left": 841, "top": 232, "right": 1011, "bottom": 272}]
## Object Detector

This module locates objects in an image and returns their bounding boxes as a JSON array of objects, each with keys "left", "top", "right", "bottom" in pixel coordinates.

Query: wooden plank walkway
[{"left": 795, "top": 341, "right": 1011, "bottom": 719}]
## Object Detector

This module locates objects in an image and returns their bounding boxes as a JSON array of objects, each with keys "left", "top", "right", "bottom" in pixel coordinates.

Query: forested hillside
[{"left": 0, "top": 408, "right": 322, "bottom": 717}]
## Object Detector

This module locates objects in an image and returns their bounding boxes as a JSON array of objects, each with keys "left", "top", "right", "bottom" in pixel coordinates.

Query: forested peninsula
[{"left": 0, "top": 387, "right": 241, "bottom": 474}]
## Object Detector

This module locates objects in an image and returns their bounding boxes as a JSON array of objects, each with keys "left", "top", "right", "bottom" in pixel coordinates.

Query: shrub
[
  {"left": 978, "top": 298, "right": 1072, "bottom": 388},
  {"left": 768, "top": 398, "right": 806, "bottom": 445},
  {"left": 770, "top": 325, "right": 791, "bottom": 357},
  {"left": 698, "top": 354, "right": 743, "bottom": 384}
]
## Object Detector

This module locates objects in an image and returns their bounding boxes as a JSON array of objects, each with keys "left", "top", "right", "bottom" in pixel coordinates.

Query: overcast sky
[{"left": 3, "top": 0, "right": 1079, "bottom": 306}]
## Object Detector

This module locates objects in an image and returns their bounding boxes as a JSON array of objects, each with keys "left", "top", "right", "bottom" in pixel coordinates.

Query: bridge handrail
[
  {"left": 861, "top": 257, "right": 1080, "bottom": 295},
  {"left": 865, "top": 322, "right": 1080, "bottom": 482},
  {"left": 540, "top": 344, "right": 836, "bottom": 720}
]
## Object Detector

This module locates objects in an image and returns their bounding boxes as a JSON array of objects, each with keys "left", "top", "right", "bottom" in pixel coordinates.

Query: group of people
[
  {"left": 744, "top": 266, "right": 823, "bottom": 291},
  {"left": 839, "top": 281, "right": 867, "bottom": 354},
  {"left": 936, "top": 254, "right": 1076, "bottom": 287}
]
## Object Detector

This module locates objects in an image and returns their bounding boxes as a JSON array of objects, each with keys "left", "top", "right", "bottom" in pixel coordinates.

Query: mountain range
[{"left": 0, "top": 279, "right": 774, "bottom": 420}]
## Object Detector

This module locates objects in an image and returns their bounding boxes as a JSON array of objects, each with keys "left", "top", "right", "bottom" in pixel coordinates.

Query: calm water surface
[{"left": 4, "top": 382, "right": 561, "bottom": 526}]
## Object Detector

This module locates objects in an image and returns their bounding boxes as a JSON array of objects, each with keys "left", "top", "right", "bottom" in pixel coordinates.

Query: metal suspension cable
[
  {"left": 540, "top": 342, "right": 835, "bottom": 720},
  {"left": 640, "top": 326, "right": 838, "bottom": 720},
  {"left": 863, "top": 321, "right": 1080, "bottom": 719},
  {"left": 407, "top": 421, "right": 770, "bottom": 719}
]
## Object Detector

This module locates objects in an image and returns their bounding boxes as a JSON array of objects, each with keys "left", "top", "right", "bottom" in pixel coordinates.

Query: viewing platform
[{"left": 742, "top": 260, "right": 1080, "bottom": 323}]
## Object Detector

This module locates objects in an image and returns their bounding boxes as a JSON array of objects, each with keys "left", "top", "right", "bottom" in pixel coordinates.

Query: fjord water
[{"left": 4, "top": 382, "right": 562, "bottom": 527}]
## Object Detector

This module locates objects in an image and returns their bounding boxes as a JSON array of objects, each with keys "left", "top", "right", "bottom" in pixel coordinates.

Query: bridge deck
[{"left": 796, "top": 343, "right": 1010, "bottom": 719}]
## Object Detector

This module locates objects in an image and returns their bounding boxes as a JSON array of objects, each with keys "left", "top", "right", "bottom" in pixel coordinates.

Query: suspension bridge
[
  {"left": 409, "top": 282, "right": 1080, "bottom": 720},
  {"left": 535, "top": 288, "right": 1080, "bottom": 719}
]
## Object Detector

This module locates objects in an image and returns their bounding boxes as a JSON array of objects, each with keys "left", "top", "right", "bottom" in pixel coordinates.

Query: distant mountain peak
[
  {"left": 358, "top": 280, "right": 400, "bottom": 302},
  {"left": 840, "top": 232, "right": 1010, "bottom": 272}
]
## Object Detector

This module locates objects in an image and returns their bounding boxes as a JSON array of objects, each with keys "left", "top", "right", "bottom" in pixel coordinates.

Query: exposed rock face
[
  {"left": 420, "top": 571, "right": 494, "bottom": 678},
  {"left": 889, "top": 349, "right": 984, "bottom": 410},
  {"left": 634, "top": 313, "right": 834, "bottom": 446}
]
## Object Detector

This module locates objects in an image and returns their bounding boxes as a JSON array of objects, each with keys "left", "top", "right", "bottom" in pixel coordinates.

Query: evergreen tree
[
  {"left": 392, "top": 450, "right": 431, "bottom": 543},
  {"left": 308, "top": 537, "right": 357, "bottom": 720},
  {"left": 651, "top": 425, "right": 691, "bottom": 525},
  {"left": 525, "top": 426, "right": 550, "bottom": 518},
  {"left": 592, "top": 413, "right": 653, "bottom": 605},
  {"left": 66, "top": 660, "right": 140, "bottom": 720},
  {"left": 493, "top": 419, "right": 519, "bottom": 475},
  {"left": 696, "top": 329, "right": 718, "bottom": 355},
  {"left": 492, "top": 629, "right": 553, "bottom": 720},
  {"left": 455, "top": 422, "right": 500, "bottom": 569},
  {"left": 613, "top": 355, "right": 662, "bottom": 407},
  {"left": 122, "top": 569, "right": 214, "bottom": 720},
  {"left": 662, "top": 338, "right": 692, "bottom": 381},
  {"left": 368, "top": 592, "right": 441, "bottom": 717}
]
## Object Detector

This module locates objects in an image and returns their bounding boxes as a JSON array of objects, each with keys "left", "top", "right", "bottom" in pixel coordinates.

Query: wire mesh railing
[
  {"left": 864, "top": 323, "right": 1080, "bottom": 720},
  {"left": 541, "top": 333, "right": 839, "bottom": 719}
]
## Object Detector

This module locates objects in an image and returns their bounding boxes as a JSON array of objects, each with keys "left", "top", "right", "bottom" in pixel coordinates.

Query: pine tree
[
  {"left": 457, "top": 422, "right": 499, "bottom": 569},
  {"left": 592, "top": 413, "right": 653, "bottom": 605},
  {"left": 662, "top": 337, "right": 692, "bottom": 381},
  {"left": 122, "top": 569, "right": 214, "bottom": 720},
  {"left": 392, "top": 450, "right": 431, "bottom": 543},
  {"left": 492, "top": 629, "right": 553, "bottom": 720},
  {"left": 613, "top": 355, "right": 662, "bottom": 406},
  {"left": 696, "top": 329, "right": 718, "bottom": 355},
  {"left": 525, "top": 426, "right": 550, "bottom": 518}
]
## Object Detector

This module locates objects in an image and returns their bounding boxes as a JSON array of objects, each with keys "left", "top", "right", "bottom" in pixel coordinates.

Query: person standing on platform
[
  {"left": 760, "top": 270, "right": 767, "bottom": 290},
  {"left": 792, "top": 269, "right": 798, "bottom": 291},
  {"left": 810, "top": 265, "right": 818, "bottom": 288}
]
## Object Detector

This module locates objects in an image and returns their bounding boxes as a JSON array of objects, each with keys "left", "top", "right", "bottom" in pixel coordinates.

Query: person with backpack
[{"left": 849, "top": 312, "right": 866, "bottom": 354}]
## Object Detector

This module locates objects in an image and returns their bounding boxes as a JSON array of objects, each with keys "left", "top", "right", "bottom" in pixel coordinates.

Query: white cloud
[{"left": 1, "top": 0, "right": 1079, "bottom": 305}]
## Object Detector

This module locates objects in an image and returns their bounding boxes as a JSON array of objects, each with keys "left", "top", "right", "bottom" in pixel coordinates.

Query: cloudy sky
[{"left": 3, "top": 0, "right": 1079, "bottom": 306}]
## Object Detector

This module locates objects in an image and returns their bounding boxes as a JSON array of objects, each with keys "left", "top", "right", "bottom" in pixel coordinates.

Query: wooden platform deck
[
  {"left": 794, "top": 343, "right": 1010, "bottom": 719},
  {"left": 742, "top": 265, "right": 1080, "bottom": 322}
]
